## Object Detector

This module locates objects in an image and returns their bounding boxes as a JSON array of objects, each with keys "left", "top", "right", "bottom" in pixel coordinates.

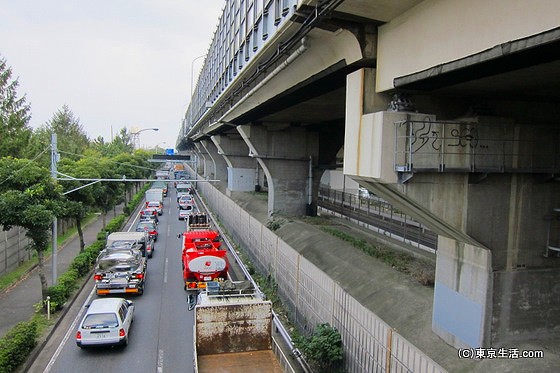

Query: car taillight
[
  {"left": 94, "top": 274, "right": 103, "bottom": 281},
  {"left": 187, "top": 282, "right": 198, "bottom": 289},
  {"left": 135, "top": 273, "right": 144, "bottom": 279},
  {"left": 119, "top": 328, "right": 125, "bottom": 337},
  {"left": 76, "top": 331, "right": 82, "bottom": 340}
]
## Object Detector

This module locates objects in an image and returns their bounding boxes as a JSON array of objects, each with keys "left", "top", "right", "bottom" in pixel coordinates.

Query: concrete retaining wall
[
  {"left": 198, "top": 181, "right": 447, "bottom": 373},
  {"left": 0, "top": 227, "right": 31, "bottom": 276},
  {"left": 1, "top": 218, "right": 76, "bottom": 277}
]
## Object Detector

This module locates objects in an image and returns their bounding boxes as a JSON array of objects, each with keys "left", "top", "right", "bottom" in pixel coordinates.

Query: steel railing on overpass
[
  {"left": 318, "top": 187, "right": 438, "bottom": 252},
  {"left": 394, "top": 119, "right": 560, "bottom": 174}
]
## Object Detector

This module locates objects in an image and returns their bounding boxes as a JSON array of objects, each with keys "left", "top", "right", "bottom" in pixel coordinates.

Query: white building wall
[{"left": 376, "top": 0, "right": 560, "bottom": 91}]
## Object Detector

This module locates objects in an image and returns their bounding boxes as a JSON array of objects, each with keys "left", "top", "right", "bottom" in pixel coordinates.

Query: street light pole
[
  {"left": 51, "top": 133, "right": 58, "bottom": 285},
  {"left": 191, "top": 54, "right": 206, "bottom": 97},
  {"left": 131, "top": 127, "right": 159, "bottom": 149}
]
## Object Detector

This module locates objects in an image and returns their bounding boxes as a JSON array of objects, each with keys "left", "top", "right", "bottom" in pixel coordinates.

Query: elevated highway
[{"left": 177, "top": 0, "right": 560, "bottom": 369}]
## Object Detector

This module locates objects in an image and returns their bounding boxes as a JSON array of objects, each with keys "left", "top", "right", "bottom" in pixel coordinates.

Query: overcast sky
[{"left": 0, "top": 0, "right": 225, "bottom": 151}]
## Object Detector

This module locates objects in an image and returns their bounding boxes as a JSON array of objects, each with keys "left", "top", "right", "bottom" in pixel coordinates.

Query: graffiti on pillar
[
  {"left": 448, "top": 127, "right": 479, "bottom": 149},
  {"left": 410, "top": 119, "right": 481, "bottom": 154},
  {"left": 410, "top": 117, "right": 441, "bottom": 152}
]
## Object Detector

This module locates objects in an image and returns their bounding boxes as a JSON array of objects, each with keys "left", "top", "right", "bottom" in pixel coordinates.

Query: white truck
[
  {"left": 193, "top": 281, "right": 284, "bottom": 373},
  {"left": 176, "top": 182, "right": 193, "bottom": 201},
  {"left": 145, "top": 188, "right": 164, "bottom": 213}
]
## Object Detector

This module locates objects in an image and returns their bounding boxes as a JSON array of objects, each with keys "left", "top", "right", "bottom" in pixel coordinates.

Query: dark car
[{"left": 135, "top": 221, "right": 158, "bottom": 241}]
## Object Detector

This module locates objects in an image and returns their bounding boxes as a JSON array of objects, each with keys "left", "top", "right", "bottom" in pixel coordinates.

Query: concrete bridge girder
[
  {"left": 210, "top": 134, "right": 254, "bottom": 170},
  {"left": 202, "top": 26, "right": 366, "bottom": 138}
]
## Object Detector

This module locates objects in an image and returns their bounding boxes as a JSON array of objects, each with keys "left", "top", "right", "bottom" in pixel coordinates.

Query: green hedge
[
  {"left": 0, "top": 320, "right": 38, "bottom": 372},
  {"left": 103, "top": 214, "right": 126, "bottom": 236},
  {"left": 70, "top": 240, "right": 105, "bottom": 276},
  {"left": 47, "top": 269, "right": 79, "bottom": 312}
]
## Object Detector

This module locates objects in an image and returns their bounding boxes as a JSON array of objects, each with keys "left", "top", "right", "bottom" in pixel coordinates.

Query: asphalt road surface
[{"left": 28, "top": 187, "right": 200, "bottom": 373}]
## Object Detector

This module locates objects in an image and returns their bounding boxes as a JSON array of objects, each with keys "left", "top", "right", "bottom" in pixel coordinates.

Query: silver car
[{"left": 76, "top": 297, "right": 134, "bottom": 348}]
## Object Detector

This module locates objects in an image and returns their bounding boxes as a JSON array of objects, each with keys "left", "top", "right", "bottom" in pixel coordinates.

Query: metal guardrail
[{"left": 318, "top": 187, "right": 438, "bottom": 252}]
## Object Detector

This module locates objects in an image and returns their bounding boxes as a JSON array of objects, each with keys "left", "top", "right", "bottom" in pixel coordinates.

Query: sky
[{"left": 0, "top": 0, "right": 225, "bottom": 151}]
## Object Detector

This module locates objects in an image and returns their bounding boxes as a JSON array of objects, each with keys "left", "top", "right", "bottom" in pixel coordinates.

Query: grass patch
[
  {"left": 0, "top": 258, "right": 37, "bottom": 293},
  {"left": 300, "top": 215, "right": 335, "bottom": 226},
  {"left": 321, "top": 226, "right": 434, "bottom": 286}
]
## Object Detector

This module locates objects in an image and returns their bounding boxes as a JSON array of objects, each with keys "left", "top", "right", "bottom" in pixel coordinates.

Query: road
[{"left": 28, "top": 186, "right": 198, "bottom": 373}]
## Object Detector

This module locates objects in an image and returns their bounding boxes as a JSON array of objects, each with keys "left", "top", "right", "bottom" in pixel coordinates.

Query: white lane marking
[
  {"left": 164, "top": 258, "right": 169, "bottom": 283},
  {"left": 157, "top": 349, "right": 164, "bottom": 373},
  {"left": 44, "top": 286, "right": 96, "bottom": 372}
]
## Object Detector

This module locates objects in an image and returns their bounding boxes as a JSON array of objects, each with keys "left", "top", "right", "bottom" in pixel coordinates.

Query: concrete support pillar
[
  {"left": 432, "top": 238, "right": 492, "bottom": 348},
  {"left": 238, "top": 123, "right": 318, "bottom": 218},
  {"left": 193, "top": 143, "right": 210, "bottom": 179},
  {"left": 200, "top": 139, "right": 226, "bottom": 183},
  {"left": 347, "top": 63, "right": 560, "bottom": 348},
  {"left": 190, "top": 150, "right": 202, "bottom": 178},
  {"left": 211, "top": 134, "right": 259, "bottom": 193}
]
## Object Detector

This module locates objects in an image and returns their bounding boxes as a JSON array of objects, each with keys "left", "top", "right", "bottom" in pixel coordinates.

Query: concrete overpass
[{"left": 177, "top": 0, "right": 560, "bottom": 362}]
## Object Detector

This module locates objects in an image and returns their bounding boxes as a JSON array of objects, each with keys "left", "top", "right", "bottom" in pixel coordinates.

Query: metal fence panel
[{"left": 297, "top": 258, "right": 333, "bottom": 330}]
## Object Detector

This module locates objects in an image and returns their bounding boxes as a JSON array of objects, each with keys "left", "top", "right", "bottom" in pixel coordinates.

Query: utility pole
[{"left": 51, "top": 133, "right": 58, "bottom": 285}]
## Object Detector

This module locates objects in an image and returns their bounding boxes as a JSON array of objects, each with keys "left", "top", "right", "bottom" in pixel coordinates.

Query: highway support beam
[
  {"left": 199, "top": 139, "right": 226, "bottom": 184},
  {"left": 193, "top": 143, "right": 210, "bottom": 179},
  {"left": 211, "top": 134, "right": 259, "bottom": 194},
  {"left": 238, "top": 123, "right": 319, "bottom": 218}
]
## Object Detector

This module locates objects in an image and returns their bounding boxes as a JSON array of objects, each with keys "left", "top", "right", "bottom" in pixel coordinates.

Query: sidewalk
[{"left": 0, "top": 206, "right": 124, "bottom": 338}]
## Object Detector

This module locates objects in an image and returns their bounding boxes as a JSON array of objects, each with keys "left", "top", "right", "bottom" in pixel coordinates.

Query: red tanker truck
[{"left": 180, "top": 214, "right": 229, "bottom": 292}]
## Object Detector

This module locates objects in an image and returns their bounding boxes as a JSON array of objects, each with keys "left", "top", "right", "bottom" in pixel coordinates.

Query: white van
[{"left": 76, "top": 298, "right": 135, "bottom": 348}]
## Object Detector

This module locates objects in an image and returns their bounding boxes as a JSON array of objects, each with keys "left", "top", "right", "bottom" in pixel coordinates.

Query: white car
[
  {"left": 76, "top": 298, "right": 134, "bottom": 348},
  {"left": 146, "top": 201, "right": 163, "bottom": 215},
  {"left": 178, "top": 209, "right": 191, "bottom": 220}
]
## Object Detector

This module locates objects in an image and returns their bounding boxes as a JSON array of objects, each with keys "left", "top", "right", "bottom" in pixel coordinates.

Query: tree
[
  {"left": 92, "top": 157, "right": 124, "bottom": 228},
  {"left": 26, "top": 105, "right": 90, "bottom": 167},
  {"left": 58, "top": 157, "right": 103, "bottom": 251},
  {"left": 111, "top": 151, "right": 154, "bottom": 204},
  {"left": 0, "top": 157, "right": 68, "bottom": 301},
  {"left": 90, "top": 127, "right": 134, "bottom": 157},
  {"left": 46, "top": 105, "right": 90, "bottom": 159},
  {"left": 0, "top": 56, "right": 32, "bottom": 158}
]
